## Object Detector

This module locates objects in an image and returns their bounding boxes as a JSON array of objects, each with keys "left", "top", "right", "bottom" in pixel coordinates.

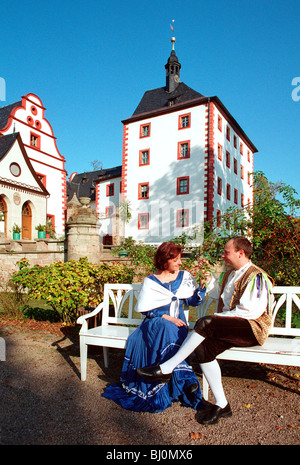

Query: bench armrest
[{"left": 77, "top": 302, "right": 105, "bottom": 331}]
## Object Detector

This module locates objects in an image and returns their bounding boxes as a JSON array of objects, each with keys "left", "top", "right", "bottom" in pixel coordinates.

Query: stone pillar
[{"left": 66, "top": 197, "right": 101, "bottom": 264}]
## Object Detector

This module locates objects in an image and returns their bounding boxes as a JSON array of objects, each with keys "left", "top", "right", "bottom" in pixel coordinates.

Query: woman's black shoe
[{"left": 137, "top": 365, "right": 171, "bottom": 383}]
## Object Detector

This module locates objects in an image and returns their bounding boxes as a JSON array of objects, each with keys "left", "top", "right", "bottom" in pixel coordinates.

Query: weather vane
[{"left": 170, "top": 19, "right": 175, "bottom": 50}]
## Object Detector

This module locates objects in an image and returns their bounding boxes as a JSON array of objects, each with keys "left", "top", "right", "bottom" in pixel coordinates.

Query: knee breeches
[{"left": 193, "top": 315, "right": 258, "bottom": 363}]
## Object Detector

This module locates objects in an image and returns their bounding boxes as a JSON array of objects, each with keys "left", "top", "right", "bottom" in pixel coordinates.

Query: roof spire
[
  {"left": 170, "top": 19, "right": 175, "bottom": 50},
  {"left": 165, "top": 20, "right": 181, "bottom": 92}
]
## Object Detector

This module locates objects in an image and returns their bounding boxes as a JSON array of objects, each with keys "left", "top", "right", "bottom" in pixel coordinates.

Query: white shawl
[{"left": 135, "top": 271, "right": 198, "bottom": 318}]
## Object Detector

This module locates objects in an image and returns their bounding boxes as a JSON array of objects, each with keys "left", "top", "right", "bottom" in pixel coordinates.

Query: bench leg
[
  {"left": 80, "top": 337, "right": 88, "bottom": 381},
  {"left": 202, "top": 374, "right": 209, "bottom": 400},
  {"left": 103, "top": 347, "right": 109, "bottom": 368}
]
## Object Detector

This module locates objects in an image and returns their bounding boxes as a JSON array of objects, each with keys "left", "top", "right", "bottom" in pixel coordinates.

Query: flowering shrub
[
  {"left": 182, "top": 258, "right": 212, "bottom": 287},
  {"left": 11, "top": 257, "right": 134, "bottom": 324}
]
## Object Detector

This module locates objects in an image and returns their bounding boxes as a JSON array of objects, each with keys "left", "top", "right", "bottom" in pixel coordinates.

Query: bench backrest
[
  {"left": 102, "top": 283, "right": 142, "bottom": 326},
  {"left": 270, "top": 286, "right": 300, "bottom": 336},
  {"left": 101, "top": 284, "right": 300, "bottom": 337}
]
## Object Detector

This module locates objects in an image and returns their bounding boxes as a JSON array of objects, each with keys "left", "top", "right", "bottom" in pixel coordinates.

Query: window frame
[
  {"left": 138, "top": 213, "right": 149, "bottom": 230},
  {"left": 176, "top": 209, "right": 189, "bottom": 228},
  {"left": 178, "top": 112, "right": 191, "bottom": 130},
  {"left": 177, "top": 140, "right": 190, "bottom": 160},
  {"left": 177, "top": 176, "right": 189, "bottom": 195},
  {"left": 106, "top": 183, "right": 114, "bottom": 197},
  {"left": 139, "top": 149, "right": 150, "bottom": 166},
  {"left": 138, "top": 182, "right": 149, "bottom": 200},
  {"left": 30, "top": 132, "right": 41, "bottom": 150},
  {"left": 139, "top": 123, "right": 151, "bottom": 138}
]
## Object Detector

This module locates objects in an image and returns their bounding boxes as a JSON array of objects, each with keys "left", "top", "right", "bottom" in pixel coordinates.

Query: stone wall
[{"left": 0, "top": 239, "right": 65, "bottom": 283}]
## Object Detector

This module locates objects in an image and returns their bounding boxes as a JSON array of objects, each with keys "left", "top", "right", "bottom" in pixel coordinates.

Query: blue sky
[{"left": 1, "top": 0, "right": 299, "bottom": 195}]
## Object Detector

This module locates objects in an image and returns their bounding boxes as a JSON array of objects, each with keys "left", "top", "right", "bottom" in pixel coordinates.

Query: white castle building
[{"left": 119, "top": 37, "right": 256, "bottom": 244}]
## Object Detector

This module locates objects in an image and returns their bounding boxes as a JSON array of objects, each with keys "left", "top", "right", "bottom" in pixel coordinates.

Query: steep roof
[
  {"left": 0, "top": 132, "right": 19, "bottom": 160},
  {"left": 67, "top": 166, "right": 122, "bottom": 202},
  {"left": 132, "top": 82, "right": 205, "bottom": 117},
  {"left": 0, "top": 132, "right": 49, "bottom": 196},
  {"left": 0, "top": 101, "right": 22, "bottom": 130}
]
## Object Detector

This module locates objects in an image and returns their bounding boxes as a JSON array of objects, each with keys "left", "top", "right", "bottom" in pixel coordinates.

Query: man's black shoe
[
  {"left": 137, "top": 365, "right": 171, "bottom": 383},
  {"left": 184, "top": 383, "right": 199, "bottom": 396},
  {"left": 197, "top": 402, "right": 232, "bottom": 425}
]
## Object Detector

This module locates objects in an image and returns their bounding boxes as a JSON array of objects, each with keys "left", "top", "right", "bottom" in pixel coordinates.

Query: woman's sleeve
[{"left": 186, "top": 286, "right": 206, "bottom": 306}]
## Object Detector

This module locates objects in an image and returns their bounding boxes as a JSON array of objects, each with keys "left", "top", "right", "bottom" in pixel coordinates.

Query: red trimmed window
[
  {"left": 138, "top": 213, "right": 149, "bottom": 230},
  {"left": 216, "top": 209, "right": 221, "bottom": 227},
  {"left": 139, "top": 149, "right": 150, "bottom": 166},
  {"left": 226, "top": 126, "right": 230, "bottom": 141},
  {"left": 178, "top": 113, "right": 191, "bottom": 129},
  {"left": 241, "top": 193, "right": 244, "bottom": 207},
  {"left": 234, "top": 158, "right": 237, "bottom": 174},
  {"left": 226, "top": 183, "right": 231, "bottom": 200},
  {"left": 105, "top": 206, "right": 114, "bottom": 217},
  {"left": 176, "top": 209, "right": 189, "bottom": 227},
  {"left": 247, "top": 150, "right": 251, "bottom": 162},
  {"left": 226, "top": 151, "right": 230, "bottom": 168},
  {"left": 234, "top": 188, "right": 238, "bottom": 204},
  {"left": 140, "top": 123, "right": 151, "bottom": 138},
  {"left": 240, "top": 142, "right": 243, "bottom": 156},
  {"left": 36, "top": 173, "right": 46, "bottom": 187},
  {"left": 106, "top": 183, "right": 114, "bottom": 196},
  {"left": 218, "top": 115, "right": 222, "bottom": 131},
  {"left": 30, "top": 132, "right": 40, "bottom": 149},
  {"left": 177, "top": 141, "right": 190, "bottom": 159},
  {"left": 217, "top": 177, "right": 222, "bottom": 195},
  {"left": 218, "top": 144, "right": 222, "bottom": 161},
  {"left": 177, "top": 176, "right": 189, "bottom": 195},
  {"left": 234, "top": 135, "right": 237, "bottom": 149},
  {"left": 138, "top": 182, "right": 149, "bottom": 199},
  {"left": 241, "top": 165, "right": 244, "bottom": 180}
]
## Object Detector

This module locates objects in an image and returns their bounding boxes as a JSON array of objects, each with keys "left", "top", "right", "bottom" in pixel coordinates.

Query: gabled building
[
  {"left": 121, "top": 37, "right": 256, "bottom": 244},
  {"left": 0, "top": 132, "right": 49, "bottom": 238},
  {"left": 0, "top": 93, "right": 66, "bottom": 238}
]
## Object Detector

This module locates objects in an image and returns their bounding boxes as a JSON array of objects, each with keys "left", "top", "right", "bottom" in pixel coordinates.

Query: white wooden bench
[
  {"left": 77, "top": 284, "right": 300, "bottom": 397},
  {"left": 76, "top": 283, "right": 211, "bottom": 381}
]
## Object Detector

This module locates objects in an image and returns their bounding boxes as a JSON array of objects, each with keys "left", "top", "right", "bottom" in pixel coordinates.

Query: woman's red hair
[{"left": 154, "top": 242, "right": 182, "bottom": 270}]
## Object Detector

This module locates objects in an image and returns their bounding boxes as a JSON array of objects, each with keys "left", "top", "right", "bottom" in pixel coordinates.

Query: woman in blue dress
[{"left": 102, "top": 242, "right": 206, "bottom": 413}]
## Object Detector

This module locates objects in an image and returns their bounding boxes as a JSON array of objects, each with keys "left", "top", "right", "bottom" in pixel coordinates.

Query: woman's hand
[{"left": 162, "top": 314, "right": 186, "bottom": 327}]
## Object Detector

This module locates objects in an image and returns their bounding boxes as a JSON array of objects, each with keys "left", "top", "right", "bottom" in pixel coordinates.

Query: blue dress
[{"left": 102, "top": 271, "right": 205, "bottom": 413}]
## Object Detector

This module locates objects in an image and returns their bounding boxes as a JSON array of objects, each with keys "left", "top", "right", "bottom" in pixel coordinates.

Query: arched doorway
[
  {"left": 22, "top": 201, "right": 32, "bottom": 239},
  {"left": 0, "top": 196, "right": 7, "bottom": 237}
]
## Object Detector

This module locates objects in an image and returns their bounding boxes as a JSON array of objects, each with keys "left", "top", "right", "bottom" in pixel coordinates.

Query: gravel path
[{"left": 0, "top": 322, "right": 299, "bottom": 447}]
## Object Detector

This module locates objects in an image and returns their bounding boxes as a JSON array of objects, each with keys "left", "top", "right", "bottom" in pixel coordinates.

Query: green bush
[{"left": 12, "top": 257, "right": 134, "bottom": 324}]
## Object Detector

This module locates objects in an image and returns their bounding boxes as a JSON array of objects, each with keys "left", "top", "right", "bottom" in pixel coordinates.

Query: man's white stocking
[
  {"left": 160, "top": 331, "right": 204, "bottom": 374},
  {"left": 200, "top": 360, "right": 227, "bottom": 408}
]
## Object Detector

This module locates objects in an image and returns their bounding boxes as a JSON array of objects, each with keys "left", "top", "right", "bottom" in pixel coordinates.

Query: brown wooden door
[
  {"left": 22, "top": 202, "right": 32, "bottom": 239},
  {"left": 0, "top": 196, "right": 7, "bottom": 236}
]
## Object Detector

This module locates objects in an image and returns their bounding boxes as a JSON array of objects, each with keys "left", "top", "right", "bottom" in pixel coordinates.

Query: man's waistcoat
[{"left": 217, "top": 264, "right": 274, "bottom": 345}]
